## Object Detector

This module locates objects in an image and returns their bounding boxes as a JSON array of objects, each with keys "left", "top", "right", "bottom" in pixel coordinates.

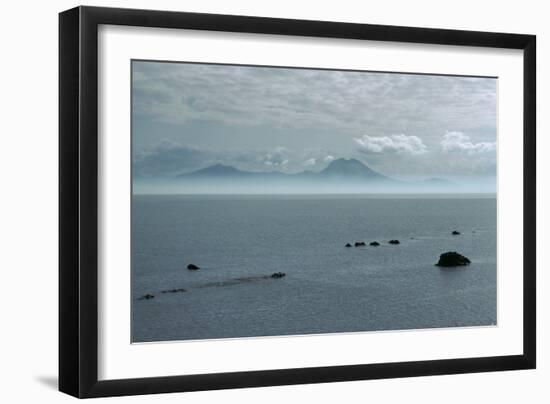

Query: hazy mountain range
[
  {"left": 178, "top": 158, "right": 394, "bottom": 182},
  {"left": 132, "top": 158, "right": 492, "bottom": 194}
]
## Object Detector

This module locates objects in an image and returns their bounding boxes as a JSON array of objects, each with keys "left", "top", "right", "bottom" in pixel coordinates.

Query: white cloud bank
[
  {"left": 441, "top": 131, "right": 496, "bottom": 154},
  {"left": 354, "top": 134, "right": 427, "bottom": 155}
]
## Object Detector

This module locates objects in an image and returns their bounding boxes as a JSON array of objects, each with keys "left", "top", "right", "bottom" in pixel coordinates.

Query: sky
[{"left": 132, "top": 60, "right": 497, "bottom": 182}]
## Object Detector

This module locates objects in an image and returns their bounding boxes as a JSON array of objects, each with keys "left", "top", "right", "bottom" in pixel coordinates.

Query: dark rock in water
[
  {"left": 388, "top": 239, "right": 400, "bottom": 245},
  {"left": 452, "top": 230, "right": 461, "bottom": 235},
  {"left": 271, "top": 272, "right": 286, "bottom": 279},
  {"left": 436, "top": 251, "right": 471, "bottom": 267},
  {"left": 187, "top": 264, "right": 200, "bottom": 270},
  {"left": 354, "top": 242, "right": 366, "bottom": 247},
  {"left": 139, "top": 293, "right": 155, "bottom": 300},
  {"left": 369, "top": 241, "right": 380, "bottom": 246},
  {"left": 345, "top": 243, "right": 352, "bottom": 247},
  {"left": 161, "top": 288, "right": 186, "bottom": 294}
]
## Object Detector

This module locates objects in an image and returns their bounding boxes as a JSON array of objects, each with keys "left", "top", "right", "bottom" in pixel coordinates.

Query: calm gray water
[{"left": 132, "top": 194, "right": 496, "bottom": 343}]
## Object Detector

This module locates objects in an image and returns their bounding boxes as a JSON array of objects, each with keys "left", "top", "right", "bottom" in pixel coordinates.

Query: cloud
[
  {"left": 354, "top": 134, "right": 427, "bottom": 155},
  {"left": 133, "top": 61, "right": 497, "bottom": 180},
  {"left": 134, "top": 141, "right": 340, "bottom": 176},
  {"left": 133, "top": 61, "right": 497, "bottom": 138},
  {"left": 441, "top": 131, "right": 496, "bottom": 154},
  {"left": 260, "top": 146, "right": 290, "bottom": 167},
  {"left": 234, "top": 146, "right": 340, "bottom": 173},
  {"left": 246, "top": 147, "right": 337, "bottom": 171}
]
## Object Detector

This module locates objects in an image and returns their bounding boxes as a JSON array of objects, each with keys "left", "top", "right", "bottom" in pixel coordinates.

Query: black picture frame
[{"left": 59, "top": 5, "right": 536, "bottom": 398}]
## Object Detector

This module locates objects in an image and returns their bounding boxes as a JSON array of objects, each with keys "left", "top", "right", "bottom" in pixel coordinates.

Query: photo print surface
[{"left": 131, "top": 60, "right": 497, "bottom": 343}]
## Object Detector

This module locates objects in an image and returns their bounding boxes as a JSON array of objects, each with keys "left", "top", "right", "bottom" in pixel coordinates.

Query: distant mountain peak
[
  {"left": 200, "top": 164, "right": 238, "bottom": 172},
  {"left": 320, "top": 158, "right": 387, "bottom": 179},
  {"left": 325, "top": 158, "right": 371, "bottom": 169},
  {"left": 330, "top": 158, "right": 362, "bottom": 164},
  {"left": 178, "top": 164, "right": 248, "bottom": 177}
]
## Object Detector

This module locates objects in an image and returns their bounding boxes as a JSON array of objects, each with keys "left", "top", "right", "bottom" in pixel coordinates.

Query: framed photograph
[{"left": 59, "top": 6, "right": 536, "bottom": 398}]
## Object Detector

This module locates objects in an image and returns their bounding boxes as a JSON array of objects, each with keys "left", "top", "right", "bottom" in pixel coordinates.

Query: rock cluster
[{"left": 139, "top": 228, "right": 476, "bottom": 302}]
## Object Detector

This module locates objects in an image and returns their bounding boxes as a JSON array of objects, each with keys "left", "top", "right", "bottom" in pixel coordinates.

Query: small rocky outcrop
[
  {"left": 187, "top": 264, "right": 200, "bottom": 270},
  {"left": 354, "top": 242, "right": 366, "bottom": 247},
  {"left": 161, "top": 288, "right": 186, "bottom": 294},
  {"left": 271, "top": 272, "right": 286, "bottom": 278},
  {"left": 435, "top": 251, "right": 471, "bottom": 267},
  {"left": 370, "top": 241, "right": 380, "bottom": 246},
  {"left": 452, "top": 230, "right": 461, "bottom": 235},
  {"left": 388, "top": 239, "right": 400, "bottom": 245},
  {"left": 345, "top": 243, "right": 352, "bottom": 247},
  {"left": 139, "top": 293, "right": 155, "bottom": 300}
]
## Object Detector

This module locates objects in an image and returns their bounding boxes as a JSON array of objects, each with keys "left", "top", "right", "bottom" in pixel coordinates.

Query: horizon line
[{"left": 132, "top": 192, "right": 497, "bottom": 197}]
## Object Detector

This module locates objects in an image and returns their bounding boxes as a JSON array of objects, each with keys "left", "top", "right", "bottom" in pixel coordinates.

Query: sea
[{"left": 132, "top": 194, "right": 497, "bottom": 343}]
